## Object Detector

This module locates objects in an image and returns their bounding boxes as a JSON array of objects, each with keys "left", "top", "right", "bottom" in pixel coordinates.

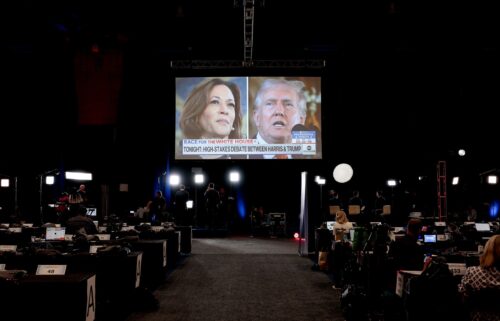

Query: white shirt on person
[{"left": 256, "top": 133, "right": 291, "bottom": 159}]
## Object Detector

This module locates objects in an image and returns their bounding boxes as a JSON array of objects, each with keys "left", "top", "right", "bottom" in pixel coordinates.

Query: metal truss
[{"left": 170, "top": 59, "right": 325, "bottom": 69}]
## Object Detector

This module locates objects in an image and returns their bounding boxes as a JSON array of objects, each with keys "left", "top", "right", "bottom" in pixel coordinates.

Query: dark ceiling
[{"left": 0, "top": 0, "right": 499, "bottom": 203}]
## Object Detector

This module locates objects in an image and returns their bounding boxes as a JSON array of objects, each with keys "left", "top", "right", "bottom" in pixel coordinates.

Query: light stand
[
  {"left": 0, "top": 174, "right": 18, "bottom": 218},
  {"left": 315, "top": 176, "right": 326, "bottom": 223},
  {"left": 38, "top": 169, "right": 59, "bottom": 224},
  {"left": 194, "top": 173, "right": 205, "bottom": 227}
]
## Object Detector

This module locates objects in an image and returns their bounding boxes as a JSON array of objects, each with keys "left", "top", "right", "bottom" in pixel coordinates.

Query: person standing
[
  {"left": 204, "top": 183, "right": 220, "bottom": 230},
  {"left": 150, "top": 190, "right": 166, "bottom": 223},
  {"left": 174, "top": 185, "right": 190, "bottom": 225}
]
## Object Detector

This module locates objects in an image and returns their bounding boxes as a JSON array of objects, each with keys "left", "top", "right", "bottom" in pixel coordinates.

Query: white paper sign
[
  {"left": 152, "top": 226, "right": 164, "bottom": 232},
  {"left": 135, "top": 253, "right": 143, "bottom": 288},
  {"left": 163, "top": 241, "right": 167, "bottom": 267},
  {"left": 89, "top": 245, "right": 104, "bottom": 254},
  {"left": 96, "top": 234, "right": 111, "bottom": 241},
  {"left": 8, "top": 227, "right": 22, "bottom": 233},
  {"left": 36, "top": 264, "right": 67, "bottom": 275},
  {"left": 86, "top": 275, "right": 96, "bottom": 321},
  {"left": 447, "top": 263, "right": 467, "bottom": 276},
  {"left": 0, "top": 245, "right": 17, "bottom": 252},
  {"left": 177, "top": 231, "right": 181, "bottom": 253}
]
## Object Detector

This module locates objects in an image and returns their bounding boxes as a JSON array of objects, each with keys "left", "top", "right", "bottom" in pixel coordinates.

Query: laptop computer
[
  {"left": 424, "top": 234, "right": 437, "bottom": 243},
  {"left": 475, "top": 223, "right": 490, "bottom": 232},
  {"left": 45, "top": 227, "right": 66, "bottom": 241}
]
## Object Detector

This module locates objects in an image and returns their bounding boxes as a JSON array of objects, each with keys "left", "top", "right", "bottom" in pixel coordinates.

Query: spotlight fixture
[
  {"left": 1, "top": 178, "right": 9, "bottom": 187},
  {"left": 194, "top": 174, "right": 205, "bottom": 184},
  {"left": 387, "top": 179, "right": 397, "bottom": 187},
  {"left": 169, "top": 174, "right": 180, "bottom": 186},
  {"left": 229, "top": 171, "right": 240, "bottom": 183},
  {"left": 65, "top": 171, "right": 92, "bottom": 181},
  {"left": 452, "top": 177, "right": 460, "bottom": 185},
  {"left": 487, "top": 175, "right": 497, "bottom": 185},
  {"left": 45, "top": 176, "right": 55, "bottom": 185}
]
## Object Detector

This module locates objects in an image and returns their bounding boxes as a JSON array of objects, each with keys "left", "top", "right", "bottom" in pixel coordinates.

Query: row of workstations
[{"left": 0, "top": 224, "right": 192, "bottom": 321}]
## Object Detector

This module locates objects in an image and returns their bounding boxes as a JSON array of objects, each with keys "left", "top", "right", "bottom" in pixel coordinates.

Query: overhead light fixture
[
  {"left": 452, "top": 177, "right": 460, "bottom": 185},
  {"left": 65, "top": 171, "right": 92, "bottom": 181},
  {"left": 487, "top": 175, "right": 497, "bottom": 185},
  {"left": 458, "top": 149, "right": 466, "bottom": 157},
  {"left": 387, "top": 179, "right": 397, "bottom": 187}
]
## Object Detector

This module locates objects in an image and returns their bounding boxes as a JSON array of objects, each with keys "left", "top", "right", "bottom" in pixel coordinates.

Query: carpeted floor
[{"left": 124, "top": 237, "right": 343, "bottom": 321}]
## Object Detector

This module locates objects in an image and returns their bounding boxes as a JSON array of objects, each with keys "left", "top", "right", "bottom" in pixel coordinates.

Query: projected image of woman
[
  {"left": 178, "top": 78, "right": 246, "bottom": 159},
  {"left": 180, "top": 78, "right": 243, "bottom": 140}
]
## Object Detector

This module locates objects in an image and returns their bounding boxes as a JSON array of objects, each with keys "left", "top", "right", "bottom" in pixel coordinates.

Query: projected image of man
[{"left": 253, "top": 79, "right": 307, "bottom": 145}]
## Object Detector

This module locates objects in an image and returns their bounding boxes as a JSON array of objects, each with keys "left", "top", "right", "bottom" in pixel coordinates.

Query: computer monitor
[
  {"left": 475, "top": 223, "right": 490, "bottom": 232},
  {"left": 45, "top": 227, "right": 66, "bottom": 241},
  {"left": 424, "top": 234, "right": 437, "bottom": 243}
]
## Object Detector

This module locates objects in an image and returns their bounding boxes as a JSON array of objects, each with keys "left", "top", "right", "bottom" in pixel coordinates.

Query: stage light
[
  {"left": 452, "top": 177, "right": 459, "bottom": 185},
  {"left": 194, "top": 174, "right": 205, "bottom": 184},
  {"left": 487, "top": 175, "right": 497, "bottom": 185},
  {"left": 65, "top": 171, "right": 92, "bottom": 181},
  {"left": 1, "top": 178, "right": 9, "bottom": 187},
  {"left": 387, "top": 179, "right": 397, "bottom": 187},
  {"left": 169, "top": 174, "right": 180, "bottom": 186},
  {"left": 294, "top": 232, "right": 300, "bottom": 239},
  {"left": 333, "top": 163, "right": 353, "bottom": 183},
  {"left": 229, "top": 171, "right": 240, "bottom": 183},
  {"left": 45, "top": 176, "right": 55, "bottom": 185},
  {"left": 186, "top": 200, "right": 193, "bottom": 209},
  {"left": 458, "top": 149, "right": 466, "bottom": 157}
]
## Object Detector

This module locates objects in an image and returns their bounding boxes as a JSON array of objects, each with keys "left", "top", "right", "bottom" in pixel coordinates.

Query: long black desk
[{"left": 0, "top": 272, "right": 96, "bottom": 321}]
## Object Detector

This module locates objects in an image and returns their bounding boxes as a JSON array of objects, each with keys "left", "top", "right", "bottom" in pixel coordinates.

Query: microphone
[{"left": 291, "top": 124, "right": 308, "bottom": 132}]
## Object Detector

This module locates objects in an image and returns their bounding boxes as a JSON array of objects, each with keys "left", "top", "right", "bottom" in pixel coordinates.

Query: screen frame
[{"left": 174, "top": 76, "right": 322, "bottom": 160}]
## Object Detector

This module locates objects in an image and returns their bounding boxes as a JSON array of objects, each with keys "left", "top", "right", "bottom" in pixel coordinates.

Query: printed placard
[
  {"left": 163, "top": 241, "right": 167, "bottom": 267},
  {"left": 152, "top": 226, "right": 164, "bottom": 232},
  {"left": 36, "top": 264, "right": 67, "bottom": 275},
  {"left": 86, "top": 275, "right": 96, "bottom": 321},
  {"left": 0, "top": 245, "right": 17, "bottom": 252},
  {"left": 135, "top": 253, "right": 143, "bottom": 288},
  {"left": 89, "top": 245, "right": 104, "bottom": 254},
  {"left": 96, "top": 234, "right": 111, "bottom": 241},
  {"left": 447, "top": 263, "right": 467, "bottom": 276},
  {"left": 8, "top": 227, "right": 22, "bottom": 233}
]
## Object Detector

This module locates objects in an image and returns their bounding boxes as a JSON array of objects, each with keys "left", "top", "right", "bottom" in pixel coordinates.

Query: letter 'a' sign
[{"left": 86, "top": 275, "right": 96, "bottom": 321}]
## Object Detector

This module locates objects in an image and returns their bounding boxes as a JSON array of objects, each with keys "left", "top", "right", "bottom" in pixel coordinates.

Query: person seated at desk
[
  {"left": 65, "top": 205, "right": 98, "bottom": 235},
  {"left": 331, "top": 211, "right": 353, "bottom": 289},
  {"left": 388, "top": 218, "right": 424, "bottom": 271},
  {"left": 458, "top": 235, "right": 500, "bottom": 321}
]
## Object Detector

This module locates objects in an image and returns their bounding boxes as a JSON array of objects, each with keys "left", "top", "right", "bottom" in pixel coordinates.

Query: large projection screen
[{"left": 175, "top": 76, "right": 322, "bottom": 160}]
